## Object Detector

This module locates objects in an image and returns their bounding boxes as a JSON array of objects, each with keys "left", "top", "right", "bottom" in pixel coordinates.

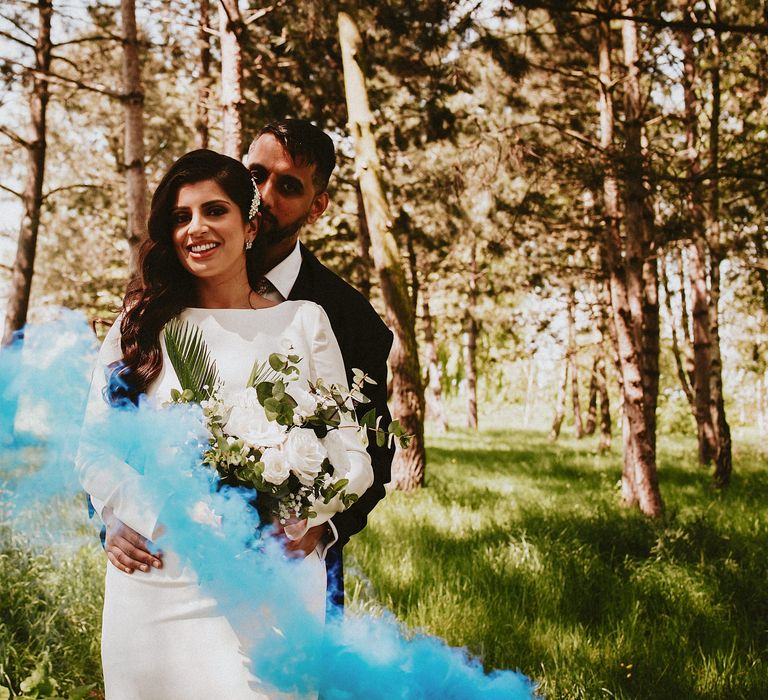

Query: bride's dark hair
[{"left": 112, "top": 149, "right": 264, "bottom": 403}]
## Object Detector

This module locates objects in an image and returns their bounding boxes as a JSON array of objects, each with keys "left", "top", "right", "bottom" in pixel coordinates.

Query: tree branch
[
  {"left": 53, "top": 32, "right": 122, "bottom": 48},
  {"left": 244, "top": 6, "right": 274, "bottom": 25},
  {"left": 0, "top": 182, "right": 22, "bottom": 198},
  {"left": 533, "top": 118, "right": 604, "bottom": 152},
  {"left": 0, "top": 11, "right": 36, "bottom": 43},
  {"left": 0, "top": 124, "right": 29, "bottom": 148},
  {"left": 517, "top": 1, "right": 768, "bottom": 37},
  {"left": 1, "top": 58, "right": 123, "bottom": 99},
  {"left": 42, "top": 183, "right": 103, "bottom": 200},
  {"left": 0, "top": 28, "right": 35, "bottom": 50}
]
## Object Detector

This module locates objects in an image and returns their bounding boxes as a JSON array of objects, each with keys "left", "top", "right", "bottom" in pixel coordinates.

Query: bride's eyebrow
[{"left": 172, "top": 199, "right": 231, "bottom": 211}]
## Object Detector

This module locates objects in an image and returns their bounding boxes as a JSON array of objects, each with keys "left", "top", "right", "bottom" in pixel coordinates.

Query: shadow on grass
[{"left": 351, "top": 428, "right": 768, "bottom": 699}]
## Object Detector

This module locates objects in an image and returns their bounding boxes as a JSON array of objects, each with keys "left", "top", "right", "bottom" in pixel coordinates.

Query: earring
[{"left": 245, "top": 239, "right": 253, "bottom": 250}]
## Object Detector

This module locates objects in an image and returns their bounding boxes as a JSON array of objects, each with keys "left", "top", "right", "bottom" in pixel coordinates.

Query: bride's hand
[{"left": 103, "top": 507, "right": 163, "bottom": 574}]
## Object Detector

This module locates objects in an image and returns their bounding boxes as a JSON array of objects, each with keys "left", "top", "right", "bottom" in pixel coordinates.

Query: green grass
[
  {"left": 0, "top": 531, "right": 103, "bottom": 698},
  {"left": 346, "top": 426, "right": 768, "bottom": 699},
  {"left": 2, "top": 424, "right": 767, "bottom": 698}
]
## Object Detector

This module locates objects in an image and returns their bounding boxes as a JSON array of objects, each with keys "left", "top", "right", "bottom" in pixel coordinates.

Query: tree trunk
[
  {"left": 596, "top": 351, "right": 612, "bottom": 452},
  {"left": 584, "top": 355, "right": 598, "bottom": 436},
  {"left": 195, "top": 0, "right": 212, "bottom": 149},
  {"left": 406, "top": 229, "right": 419, "bottom": 318},
  {"left": 594, "top": 288, "right": 613, "bottom": 451},
  {"left": 705, "top": 2, "right": 732, "bottom": 487},
  {"left": 548, "top": 355, "right": 568, "bottom": 441},
  {"left": 422, "top": 292, "right": 448, "bottom": 433},
  {"left": 121, "top": 0, "right": 148, "bottom": 277},
  {"left": 679, "top": 2, "right": 718, "bottom": 465},
  {"left": 219, "top": 0, "right": 245, "bottom": 158},
  {"left": 338, "top": 11, "right": 426, "bottom": 492},
  {"left": 354, "top": 182, "right": 372, "bottom": 299},
  {"left": 660, "top": 255, "right": 695, "bottom": 406},
  {"left": 2, "top": 0, "right": 53, "bottom": 346},
  {"left": 567, "top": 290, "right": 584, "bottom": 438},
  {"left": 599, "top": 6, "right": 662, "bottom": 516},
  {"left": 464, "top": 240, "right": 478, "bottom": 430},
  {"left": 708, "top": 257, "right": 732, "bottom": 486},
  {"left": 523, "top": 356, "right": 538, "bottom": 429}
]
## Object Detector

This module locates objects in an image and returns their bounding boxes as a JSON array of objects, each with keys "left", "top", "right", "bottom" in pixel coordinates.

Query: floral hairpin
[{"left": 249, "top": 176, "right": 260, "bottom": 220}]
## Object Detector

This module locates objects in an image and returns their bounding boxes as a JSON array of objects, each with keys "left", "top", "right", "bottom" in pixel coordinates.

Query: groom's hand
[
  {"left": 275, "top": 522, "right": 329, "bottom": 559},
  {"left": 103, "top": 508, "right": 163, "bottom": 574}
]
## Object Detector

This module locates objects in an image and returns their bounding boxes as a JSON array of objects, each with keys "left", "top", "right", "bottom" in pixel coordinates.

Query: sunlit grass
[
  {"left": 2, "top": 418, "right": 767, "bottom": 698},
  {"left": 347, "top": 421, "right": 768, "bottom": 699}
]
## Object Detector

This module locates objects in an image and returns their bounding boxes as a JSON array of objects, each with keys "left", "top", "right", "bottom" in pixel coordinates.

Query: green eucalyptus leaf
[
  {"left": 256, "top": 382, "right": 273, "bottom": 404},
  {"left": 360, "top": 408, "right": 377, "bottom": 428}
]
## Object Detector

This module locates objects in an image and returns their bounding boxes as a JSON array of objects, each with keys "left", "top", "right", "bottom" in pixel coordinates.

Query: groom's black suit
[{"left": 288, "top": 244, "right": 394, "bottom": 610}]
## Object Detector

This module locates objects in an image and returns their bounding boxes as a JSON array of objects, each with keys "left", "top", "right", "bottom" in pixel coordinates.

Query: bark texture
[
  {"left": 705, "top": 3, "right": 732, "bottom": 487},
  {"left": 219, "top": 0, "right": 245, "bottom": 158},
  {"left": 422, "top": 293, "right": 448, "bottom": 433},
  {"left": 195, "top": 0, "right": 212, "bottom": 149},
  {"left": 2, "top": 1, "right": 53, "bottom": 345},
  {"left": 567, "top": 290, "right": 584, "bottom": 438},
  {"left": 354, "top": 182, "right": 372, "bottom": 299},
  {"left": 597, "top": 7, "right": 662, "bottom": 516},
  {"left": 548, "top": 357, "right": 568, "bottom": 441},
  {"left": 464, "top": 240, "right": 478, "bottom": 430},
  {"left": 584, "top": 355, "right": 598, "bottom": 436},
  {"left": 121, "top": 0, "right": 148, "bottom": 277},
  {"left": 339, "top": 11, "right": 426, "bottom": 492},
  {"left": 678, "top": 1, "right": 731, "bottom": 480}
]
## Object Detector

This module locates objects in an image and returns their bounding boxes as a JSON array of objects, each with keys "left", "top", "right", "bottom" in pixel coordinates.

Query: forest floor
[
  {"left": 2, "top": 417, "right": 766, "bottom": 699},
  {"left": 347, "top": 415, "right": 768, "bottom": 699}
]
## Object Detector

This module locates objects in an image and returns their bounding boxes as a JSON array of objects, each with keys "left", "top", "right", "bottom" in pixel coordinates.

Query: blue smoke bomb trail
[{"left": 0, "top": 313, "right": 536, "bottom": 699}]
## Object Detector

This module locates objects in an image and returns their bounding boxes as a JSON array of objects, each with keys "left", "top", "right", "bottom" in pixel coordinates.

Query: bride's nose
[{"left": 187, "top": 209, "right": 207, "bottom": 236}]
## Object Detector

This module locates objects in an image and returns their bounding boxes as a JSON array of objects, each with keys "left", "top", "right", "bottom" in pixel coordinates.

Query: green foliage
[
  {"left": 0, "top": 531, "right": 103, "bottom": 699},
  {"left": 163, "top": 318, "right": 220, "bottom": 402},
  {"left": 347, "top": 423, "right": 768, "bottom": 699}
]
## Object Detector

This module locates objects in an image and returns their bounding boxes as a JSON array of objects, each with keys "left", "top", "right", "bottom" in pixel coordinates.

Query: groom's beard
[{"left": 259, "top": 210, "right": 309, "bottom": 247}]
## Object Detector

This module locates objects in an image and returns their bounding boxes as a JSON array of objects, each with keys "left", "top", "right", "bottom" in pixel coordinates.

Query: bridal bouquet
[{"left": 163, "top": 318, "right": 408, "bottom": 524}]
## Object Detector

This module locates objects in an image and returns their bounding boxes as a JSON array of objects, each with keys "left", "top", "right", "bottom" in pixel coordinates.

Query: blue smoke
[{"left": 0, "top": 312, "right": 535, "bottom": 699}]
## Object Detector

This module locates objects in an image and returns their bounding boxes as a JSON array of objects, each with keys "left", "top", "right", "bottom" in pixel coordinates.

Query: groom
[{"left": 105, "top": 119, "right": 394, "bottom": 611}]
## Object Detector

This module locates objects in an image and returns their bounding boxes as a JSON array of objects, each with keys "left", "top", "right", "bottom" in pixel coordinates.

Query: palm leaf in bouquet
[{"left": 163, "top": 318, "right": 219, "bottom": 402}]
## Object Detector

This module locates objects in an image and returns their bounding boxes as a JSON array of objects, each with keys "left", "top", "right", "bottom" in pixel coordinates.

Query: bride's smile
[{"left": 171, "top": 179, "right": 256, "bottom": 285}]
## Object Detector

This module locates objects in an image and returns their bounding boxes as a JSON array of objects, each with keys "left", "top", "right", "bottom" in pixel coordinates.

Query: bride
[{"left": 76, "top": 149, "right": 373, "bottom": 699}]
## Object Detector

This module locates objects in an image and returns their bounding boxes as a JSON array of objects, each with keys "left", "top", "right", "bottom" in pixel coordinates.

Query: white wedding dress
[{"left": 76, "top": 302, "right": 373, "bottom": 700}]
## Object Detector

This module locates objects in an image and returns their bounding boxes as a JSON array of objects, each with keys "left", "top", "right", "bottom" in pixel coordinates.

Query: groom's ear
[{"left": 307, "top": 191, "right": 329, "bottom": 225}]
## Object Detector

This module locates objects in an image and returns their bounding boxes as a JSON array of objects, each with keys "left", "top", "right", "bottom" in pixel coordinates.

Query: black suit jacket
[{"left": 288, "top": 244, "right": 394, "bottom": 548}]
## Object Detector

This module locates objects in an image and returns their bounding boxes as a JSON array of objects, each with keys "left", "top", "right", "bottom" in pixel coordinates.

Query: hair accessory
[{"left": 249, "top": 176, "right": 260, "bottom": 220}]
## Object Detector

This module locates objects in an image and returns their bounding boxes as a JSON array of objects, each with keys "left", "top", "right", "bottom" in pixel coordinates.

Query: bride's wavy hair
[{"left": 112, "top": 149, "right": 264, "bottom": 404}]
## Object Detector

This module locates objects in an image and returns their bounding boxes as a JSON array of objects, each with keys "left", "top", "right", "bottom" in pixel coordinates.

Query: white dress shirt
[{"left": 261, "top": 239, "right": 302, "bottom": 302}]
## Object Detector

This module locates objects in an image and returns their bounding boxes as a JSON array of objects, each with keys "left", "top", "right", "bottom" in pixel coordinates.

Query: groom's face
[{"left": 246, "top": 134, "right": 329, "bottom": 256}]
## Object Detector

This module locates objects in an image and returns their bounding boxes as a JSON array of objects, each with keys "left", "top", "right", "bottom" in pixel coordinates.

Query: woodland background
[{"left": 1, "top": 1, "right": 768, "bottom": 698}]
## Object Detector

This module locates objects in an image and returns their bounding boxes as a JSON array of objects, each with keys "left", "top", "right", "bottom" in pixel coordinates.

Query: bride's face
[{"left": 171, "top": 179, "right": 255, "bottom": 282}]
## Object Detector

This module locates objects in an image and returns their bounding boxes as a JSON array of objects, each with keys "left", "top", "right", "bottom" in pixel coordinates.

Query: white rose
[
  {"left": 286, "top": 385, "right": 317, "bottom": 419},
  {"left": 223, "top": 386, "right": 287, "bottom": 448},
  {"left": 285, "top": 428, "right": 327, "bottom": 485},
  {"left": 261, "top": 447, "right": 290, "bottom": 485},
  {"left": 321, "top": 429, "right": 352, "bottom": 479}
]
